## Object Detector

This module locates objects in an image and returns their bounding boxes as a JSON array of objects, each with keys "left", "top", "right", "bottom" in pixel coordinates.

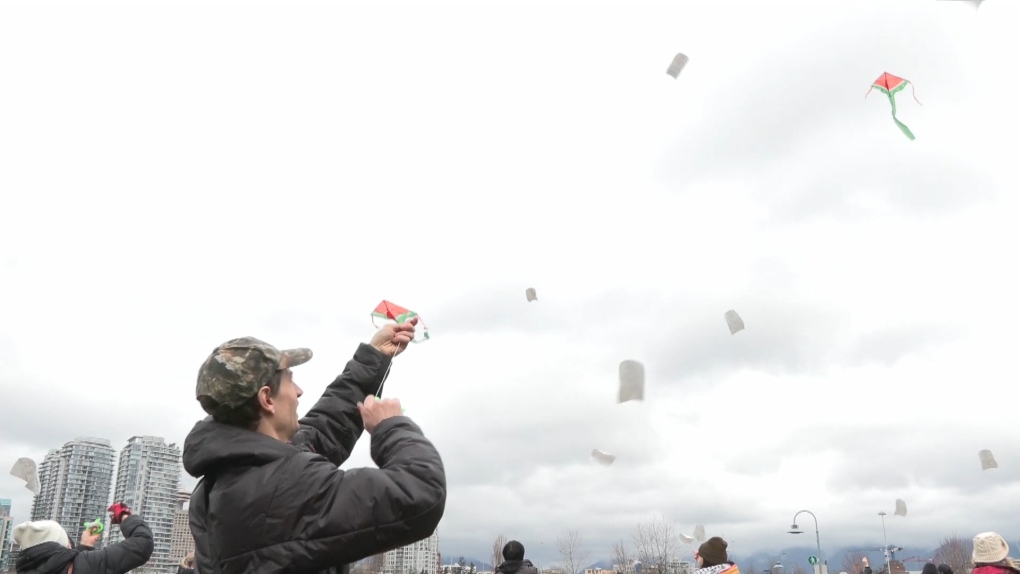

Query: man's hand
[
  {"left": 357, "top": 395, "right": 404, "bottom": 433},
  {"left": 370, "top": 317, "right": 418, "bottom": 357},
  {"left": 80, "top": 528, "right": 101, "bottom": 548}
]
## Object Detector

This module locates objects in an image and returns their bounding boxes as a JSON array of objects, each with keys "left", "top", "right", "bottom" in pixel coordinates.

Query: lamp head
[{"left": 788, "top": 524, "right": 804, "bottom": 534}]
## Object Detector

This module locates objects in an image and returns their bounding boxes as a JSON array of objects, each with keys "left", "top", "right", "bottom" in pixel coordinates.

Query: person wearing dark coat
[
  {"left": 495, "top": 541, "right": 539, "bottom": 574},
  {"left": 183, "top": 320, "right": 446, "bottom": 574},
  {"left": 12, "top": 502, "right": 154, "bottom": 574}
]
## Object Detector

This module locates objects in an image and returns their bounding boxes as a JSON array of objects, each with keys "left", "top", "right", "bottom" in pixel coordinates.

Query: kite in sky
[
  {"left": 866, "top": 72, "right": 921, "bottom": 140},
  {"left": 10, "top": 457, "right": 40, "bottom": 495},
  {"left": 618, "top": 360, "right": 645, "bottom": 403},
  {"left": 591, "top": 449, "right": 616, "bottom": 466},
  {"left": 725, "top": 310, "right": 744, "bottom": 334},
  {"left": 667, "top": 53, "right": 689, "bottom": 78},
  {"left": 526, "top": 288, "right": 538, "bottom": 302},
  {"left": 979, "top": 449, "right": 998, "bottom": 470},
  {"left": 693, "top": 524, "right": 706, "bottom": 542},
  {"left": 371, "top": 300, "right": 429, "bottom": 343},
  {"left": 894, "top": 499, "right": 907, "bottom": 516}
]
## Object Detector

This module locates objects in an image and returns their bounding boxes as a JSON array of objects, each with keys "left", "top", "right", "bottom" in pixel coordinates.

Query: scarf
[{"left": 16, "top": 541, "right": 79, "bottom": 574}]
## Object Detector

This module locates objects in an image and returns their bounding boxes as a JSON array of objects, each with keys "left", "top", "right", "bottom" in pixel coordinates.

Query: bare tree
[
  {"left": 843, "top": 551, "right": 869, "bottom": 574},
  {"left": 558, "top": 530, "right": 593, "bottom": 574},
  {"left": 934, "top": 536, "right": 973, "bottom": 574},
  {"left": 632, "top": 515, "right": 683, "bottom": 574},
  {"left": 492, "top": 534, "right": 509, "bottom": 571},
  {"left": 613, "top": 539, "right": 633, "bottom": 574}
]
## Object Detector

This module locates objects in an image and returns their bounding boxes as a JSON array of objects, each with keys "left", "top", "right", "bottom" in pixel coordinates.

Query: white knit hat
[
  {"left": 973, "top": 532, "right": 1010, "bottom": 564},
  {"left": 12, "top": 520, "right": 71, "bottom": 550}
]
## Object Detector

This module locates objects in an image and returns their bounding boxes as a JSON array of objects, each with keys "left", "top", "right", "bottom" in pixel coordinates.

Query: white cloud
[{"left": 3, "top": 0, "right": 1020, "bottom": 568}]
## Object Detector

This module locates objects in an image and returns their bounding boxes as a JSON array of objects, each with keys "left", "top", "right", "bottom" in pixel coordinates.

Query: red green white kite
[
  {"left": 866, "top": 72, "right": 921, "bottom": 140},
  {"left": 371, "top": 300, "right": 430, "bottom": 343}
]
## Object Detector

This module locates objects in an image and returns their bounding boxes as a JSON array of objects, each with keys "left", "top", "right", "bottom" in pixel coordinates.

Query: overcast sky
[{"left": 2, "top": 0, "right": 1019, "bottom": 568}]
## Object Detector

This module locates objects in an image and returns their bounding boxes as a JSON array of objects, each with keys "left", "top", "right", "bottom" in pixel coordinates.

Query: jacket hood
[{"left": 183, "top": 416, "right": 299, "bottom": 478}]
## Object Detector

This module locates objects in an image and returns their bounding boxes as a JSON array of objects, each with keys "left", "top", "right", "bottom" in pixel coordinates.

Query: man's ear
[{"left": 257, "top": 385, "right": 275, "bottom": 414}]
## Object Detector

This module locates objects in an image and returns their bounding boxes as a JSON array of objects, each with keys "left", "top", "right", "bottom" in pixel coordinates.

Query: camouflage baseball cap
[{"left": 196, "top": 336, "right": 312, "bottom": 412}]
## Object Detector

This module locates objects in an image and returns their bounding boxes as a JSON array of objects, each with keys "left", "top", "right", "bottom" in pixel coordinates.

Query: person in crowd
[
  {"left": 972, "top": 533, "right": 1020, "bottom": 574},
  {"left": 693, "top": 537, "right": 739, "bottom": 574},
  {"left": 495, "top": 540, "right": 539, "bottom": 574}
]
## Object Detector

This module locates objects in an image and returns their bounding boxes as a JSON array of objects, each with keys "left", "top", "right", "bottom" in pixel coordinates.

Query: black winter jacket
[
  {"left": 183, "top": 343, "right": 447, "bottom": 574},
  {"left": 497, "top": 560, "right": 539, "bottom": 574},
  {"left": 15, "top": 515, "right": 154, "bottom": 574}
]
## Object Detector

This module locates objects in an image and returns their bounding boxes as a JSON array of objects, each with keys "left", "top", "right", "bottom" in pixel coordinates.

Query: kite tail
[
  {"left": 892, "top": 113, "right": 915, "bottom": 140},
  {"left": 887, "top": 94, "right": 915, "bottom": 140}
]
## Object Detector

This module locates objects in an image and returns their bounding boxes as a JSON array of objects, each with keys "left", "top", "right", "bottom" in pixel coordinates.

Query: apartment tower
[
  {"left": 107, "top": 436, "right": 182, "bottom": 574},
  {"left": 28, "top": 437, "right": 116, "bottom": 548}
]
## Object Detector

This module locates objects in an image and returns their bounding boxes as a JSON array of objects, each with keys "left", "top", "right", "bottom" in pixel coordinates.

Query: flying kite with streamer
[
  {"left": 371, "top": 300, "right": 429, "bottom": 343},
  {"left": 866, "top": 72, "right": 921, "bottom": 140}
]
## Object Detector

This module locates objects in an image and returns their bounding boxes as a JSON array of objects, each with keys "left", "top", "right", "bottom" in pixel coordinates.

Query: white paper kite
[
  {"left": 693, "top": 524, "right": 706, "bottom": 542},
  {"left": 525, "top": 288, "right": 537, "bottom": 302},
  {"left": 591, "top": 449, "right": 616, "bottom": 466},
  {"left": 724, "top": 310, "right": 745, "bottom": 334},
  {"left": 680, "top": 533, "right": 695, "bottom": 544},
  {"left": 979, "top": 449, "right": 998, "bottom": 470},
  {"left": 10, "top": 457, "right": 40, "bottom": 495},
  {"left": 894, "top": 499, "right": 907, "bottom": 516},
  {"left": 666, "top": 53, "right": 689, "bottom": 78},
  {"left": 618, "top": 360, "right": 645, "bottom": 403}
]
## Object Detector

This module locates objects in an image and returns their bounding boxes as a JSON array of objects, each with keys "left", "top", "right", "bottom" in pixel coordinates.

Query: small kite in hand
[{"left": 371, "top": 300, "right": 429, "bottom": 343}]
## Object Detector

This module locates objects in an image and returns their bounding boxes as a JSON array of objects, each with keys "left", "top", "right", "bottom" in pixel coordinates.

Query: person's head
[
  {"left": 13, "top": 520, "right": 71, "bottom": 551},
  {"left": 196, "top": 337, "right": 312, "bottom": 441},
  {"left": 922, "top": 563, "right": 938, "bottom": 574},
  {"left": 937, "top": 564, "right": 954, "bottom": 574},
  {"left": 503, "top": 540, "right": 526, "bottom": 562},
  {"left": 696, "top": 537, "right": 728, "bottom": 568},
  {"left": 973, "top": 532, "right": 1010, "bottom": 566}
]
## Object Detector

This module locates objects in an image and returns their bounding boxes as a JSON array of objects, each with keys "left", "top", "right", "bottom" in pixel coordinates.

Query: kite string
[{"left": 909, "top": 81, "right": 921, "bottom": 105}]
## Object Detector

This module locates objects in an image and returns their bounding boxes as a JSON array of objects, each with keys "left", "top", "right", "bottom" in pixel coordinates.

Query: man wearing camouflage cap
[{"left": 182, "top": 318, "right": 446, "bottom": 574}]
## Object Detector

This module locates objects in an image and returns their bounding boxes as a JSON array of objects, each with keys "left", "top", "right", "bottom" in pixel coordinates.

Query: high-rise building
[
  {"left": 1, "top": 499, "right": 13, "bottom": 572},
  {"left": 29, "top": 437, "right": 116, "bottom": 548},
  {"left": 169, "top": 491, "right": 195, "bottom": 567},
  {"left": 107, "top": 436, "right": 181, "bottom": 574},
  {"left": 383, "top": 530, "right": 440, "bottom": 574}
]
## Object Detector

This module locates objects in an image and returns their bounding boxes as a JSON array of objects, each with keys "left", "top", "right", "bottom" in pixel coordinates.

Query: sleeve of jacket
[
  {"left": 79, "top": 515, "right": 155, "bottom": 573},
  {"left": 272, "top": 417, "right": 446, "bottom": 571},
  {"left": 291, "top": 343, "right": 391, "bottom": 466}
]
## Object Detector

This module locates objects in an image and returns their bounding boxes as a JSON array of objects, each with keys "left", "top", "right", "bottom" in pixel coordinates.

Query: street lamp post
[
  {"left": 788, "top": 510, "right": 824, "bottom": 567},
  {"left": 879, "top": 512, "right": 890, "bottom": 574},
  {"left": 774, "top": 552, "right": 794, "bottom": 574}
]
